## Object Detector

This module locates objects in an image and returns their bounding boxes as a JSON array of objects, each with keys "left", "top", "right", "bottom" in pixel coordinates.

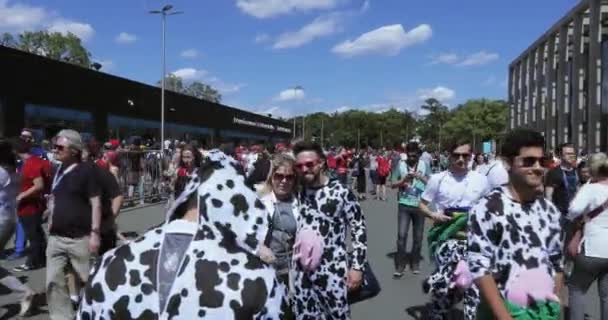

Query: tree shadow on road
[{"left": 405, "top": 304, "right": 464, "bottom": 320}]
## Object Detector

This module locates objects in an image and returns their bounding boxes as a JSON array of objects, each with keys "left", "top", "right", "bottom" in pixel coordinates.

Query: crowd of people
[{"left": 0, "top": 125, "right": 607, "bottom": 319}]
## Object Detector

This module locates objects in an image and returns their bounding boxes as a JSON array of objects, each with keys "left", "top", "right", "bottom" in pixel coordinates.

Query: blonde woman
[
  {"left": 257, "top": 154, "right": 299, "bottom": 319},
  {"left": 567, "top": 152, "right": 608, "bottom": 320}
]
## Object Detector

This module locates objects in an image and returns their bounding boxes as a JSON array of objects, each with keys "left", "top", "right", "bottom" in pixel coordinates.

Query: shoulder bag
[
  {"left": 567, "top": 196, "right": 608, "bottom": 257},
  {"left": 347, "top": 261, "right": 381, "bottom": 304}
]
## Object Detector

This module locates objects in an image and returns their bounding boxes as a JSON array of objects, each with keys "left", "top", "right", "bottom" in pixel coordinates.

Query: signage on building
[{"left": 233, "top": 117, "right": 291, "bottom": 133}]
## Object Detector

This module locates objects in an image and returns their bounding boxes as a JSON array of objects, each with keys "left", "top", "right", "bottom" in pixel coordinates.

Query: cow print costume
[
  {"left": 423, "top": 239, "right": 479, "bottom": 320},
  {"left": 78, "top": 150, "right": 287, "bottom": 319},
  {"left": 467, "top": 187, "right": 563, "bottom": 312},
  {"left": 293, "top": 179, "right": 367, "bottom": 320}
]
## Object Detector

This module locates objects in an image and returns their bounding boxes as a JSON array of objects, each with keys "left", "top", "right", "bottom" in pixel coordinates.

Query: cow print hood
[{"left": 78, "top": 150, "right": 287, "bottom": 319}]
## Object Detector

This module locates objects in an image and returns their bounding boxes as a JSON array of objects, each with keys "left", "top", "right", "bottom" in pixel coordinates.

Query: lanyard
[{"left": 52, "top": 163, "right": 78, "bottom": 191}]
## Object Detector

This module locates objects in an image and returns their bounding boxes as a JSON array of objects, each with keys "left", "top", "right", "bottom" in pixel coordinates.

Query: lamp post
[
  {"left": 150, "top": 4, "right": 183, "bottom": 148},
  {"left": 292, "top": 85, "right": 304, "bottom": 139}
]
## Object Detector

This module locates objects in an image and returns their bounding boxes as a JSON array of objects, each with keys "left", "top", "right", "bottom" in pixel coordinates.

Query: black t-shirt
[
  {"left": 545, "top": 166, "right": 578, "bottom": 214},
  {"left": 93, "top": 165, "right": 121, "bottom": 233},
  {"left": 51, "top": 162, "right": 101, "bottom": 238}
]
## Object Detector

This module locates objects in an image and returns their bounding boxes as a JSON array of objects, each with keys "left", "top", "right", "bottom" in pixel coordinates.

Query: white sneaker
[{"left": 19, "top": 290, "right": 34, "bottom": 316}]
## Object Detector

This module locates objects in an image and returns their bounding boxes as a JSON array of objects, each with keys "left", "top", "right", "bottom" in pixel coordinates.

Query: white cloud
[
  {"left": 0, "top": 1, "right": 94, "bottom": 42},
  {"left": 417, "top": 86, "right": 455, "bottom": 102},
  {"left": 431, "top": 52, "right": 459, "bottom": 65},
  {"left": 256, "top": 106, "right": 293, "bottom": 118},
  {"left": 48, "top": 20, "right": 94, "bottom": 41},
  {"left": 360, "top": 0, "right": 370, "bottom": 13},
  {"left": 459, "top": 51, "right": 499, "bottom": 66},
  {"left": 0, "top": 0, "right": 47, "bottom": 31},
  {"left": 332, "top": 23, "right": 431, "bottom": 58},
  {"left": 274, "top": 15, "right": 341, "bottom": 49},
  {"left": 236, "top": 0, "right": 342, "bottom": 18},
  {"left": 115, "top": 32, "right": 137, "bottom": 44},
  {"left": 180, "top": 49, "right": 199, "bottom": 58},
  {"left": 171, "top": 68, "right": 208, "bottom": 81},
  {"left": 274, "top": 88, "right": 306, "bottom": 101},
  {"left": 432, "top": 50, "right": 499, "bottom": 66},
  {"left": 254, "top": 33, "right": 270, "bottom": 43}
]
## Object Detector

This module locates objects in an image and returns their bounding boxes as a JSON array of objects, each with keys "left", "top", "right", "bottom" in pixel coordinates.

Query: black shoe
[
  {"left": 13, "top": 264, "right": 34, "bottom": 272},
  {"left": 393, "top": 271, "right": 404, "bottom": 279}
]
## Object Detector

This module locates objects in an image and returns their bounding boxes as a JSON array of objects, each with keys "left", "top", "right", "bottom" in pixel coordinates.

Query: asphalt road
[{"left": 0, "top": 191, "right": 601, "bottom": 319}]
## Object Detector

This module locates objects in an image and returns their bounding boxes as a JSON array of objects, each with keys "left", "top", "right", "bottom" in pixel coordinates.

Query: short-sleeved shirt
[
  {"left": 479, "top": 160, "right": 510, "bottom": 190},
  {"left": 397, "top": 160, "right": 430, "bottom": 207},
  {"left": 93, "top": 164, "right": 121, "bottom": 233},
  {"left": 421, "top": 170, "right": 490, "bottom": 212},
  {"left": 50, "top": 162, "right": 101, "bottom": 238},
  {"left": 545, "top": 166, "right": 578, "bottom": 215},
  {"left": 18, "top": 156, "right": 50, "bottom": 216}
]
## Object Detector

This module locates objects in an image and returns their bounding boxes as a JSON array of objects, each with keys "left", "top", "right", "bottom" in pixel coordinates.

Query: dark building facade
[
  {"left": 0, "top": 46, "right": 291, "bottom": 145},
  {"left": 508, "top": 0, "right": 608, "bottom": 153}
]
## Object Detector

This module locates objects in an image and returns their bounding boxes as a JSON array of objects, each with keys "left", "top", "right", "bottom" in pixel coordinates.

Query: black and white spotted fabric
[
  {"left": 467, "top": 187, "right": 563, "bottom": 298},
  {"left": 293, "top": 179, "right": 367, "bottom": 320},
  {"left": 423, "top": 239, "right": 479, "bottom": 320},
  {"left": 78, "top": 150, "right": 287, "bottom": 319}
]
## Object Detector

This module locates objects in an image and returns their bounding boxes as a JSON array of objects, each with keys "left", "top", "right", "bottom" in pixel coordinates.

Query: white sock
[{"left": 70, "top": 295, "right": 79, "bottom": 303}]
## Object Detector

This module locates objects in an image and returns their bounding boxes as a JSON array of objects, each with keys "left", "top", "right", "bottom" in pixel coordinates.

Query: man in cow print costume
[
  {"left": 418, "top": 140, "right": 490, "bottom": 320},
  {"left": 78, "top": 150, "right": 287, "bottom": 319},
  {"left": 468, "top": 129, "right": 563, "bottom": 319},
  {"left": 291, "top": 141, "right": 367, "bottom": 320}
]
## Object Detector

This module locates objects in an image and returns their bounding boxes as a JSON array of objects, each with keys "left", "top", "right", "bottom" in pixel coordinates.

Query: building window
[{"left": 24, "top": 104, "right": 93, "bottom": 141}]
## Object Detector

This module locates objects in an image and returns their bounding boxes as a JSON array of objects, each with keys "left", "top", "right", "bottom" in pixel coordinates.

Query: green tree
[
  {"left": 2, "top": 31, "right": 92, "bottom": 68},
  {"left": 442, "top": 99, "right": 508, "bottom": 151},
  {"left": 416, "top": 98, "right": 450, "bottom": 150},
  {"left": 158, "top": 75, "right": 222, "bottom": 103}
]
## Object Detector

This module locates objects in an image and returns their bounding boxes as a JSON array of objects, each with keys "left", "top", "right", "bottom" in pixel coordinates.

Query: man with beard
[
  {"left": 292, "top": 141, "right": 367, "bottom": 320},
  {"left": 468, "top": 129, "right": 563, "bottom": 319},
  {"left": 390, "top": 142, "right": 430, "bottom": 277},
  {"left": 419, "top": 140, "right": 489, "bottom": 320}
]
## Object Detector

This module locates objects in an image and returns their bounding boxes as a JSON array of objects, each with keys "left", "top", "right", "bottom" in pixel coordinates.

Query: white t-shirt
[
  {"left": 567, "top": 182, "right": 608, "bottom": 258},
  {"left": 421, "top": 170, "right": 490, "bottom": 212},
  {"left": 479, "top": 160, "right": 509, "bottom": 190}
]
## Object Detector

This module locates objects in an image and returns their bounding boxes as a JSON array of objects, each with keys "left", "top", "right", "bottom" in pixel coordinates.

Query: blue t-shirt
[{"left": 398, "top": 160, "right": 430, "bottom": 207}]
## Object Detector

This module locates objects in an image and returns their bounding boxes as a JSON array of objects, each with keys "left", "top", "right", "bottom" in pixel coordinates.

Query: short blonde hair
[
  {"left": 258, "top": 153, "right": 297, "bottom": 197},
  {"left": 588, "top": 152, "right": 608, "bottom": 179}
]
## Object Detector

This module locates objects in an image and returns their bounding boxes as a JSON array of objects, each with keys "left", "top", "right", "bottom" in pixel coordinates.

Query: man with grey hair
[{"left": 46, "top": 129, "right": 101, "bottom": 320}]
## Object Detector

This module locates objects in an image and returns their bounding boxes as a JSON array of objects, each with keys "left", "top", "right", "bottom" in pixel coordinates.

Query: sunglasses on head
[
  {"left": 519, "top": 156, "right": 545, "bottom": 168},
  {"left": 295, "top": 161, "right": 318, "bottom": 170},
  {"left": 451, "top": 152, "right": 471, "bottom": 159},
  {"left": 273, "top": 173, "right": 296, "bottom": 182}
]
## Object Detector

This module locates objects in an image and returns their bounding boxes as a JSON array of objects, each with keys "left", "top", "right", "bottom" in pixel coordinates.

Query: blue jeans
[
  {"left": 395, "top": 204, "right": 425, "bottom": 271},
  {"left": 14, "top": 220, "right": 25, "bottom": 255}
]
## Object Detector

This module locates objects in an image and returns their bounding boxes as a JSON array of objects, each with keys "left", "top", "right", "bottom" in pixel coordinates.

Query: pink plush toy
[
  {"left": 292, "top": 228, "right": 324, "bottom": 272},
  {"left": 451, "top": 260, "right": 473, "bottom": 289},
  {"left": 505, "top": 268, "right": 560, "bottom": 307}
]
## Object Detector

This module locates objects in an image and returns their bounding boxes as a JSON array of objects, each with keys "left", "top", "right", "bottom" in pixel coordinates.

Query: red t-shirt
[
  {"left": 327, "top": 155, "right": 337, "bottom": 169},
  {"left": 18, "top": 156, "right": 51, "bottom": 216},
  {"left": 336, "top": 156, "right": 348, "bottom": 174}
]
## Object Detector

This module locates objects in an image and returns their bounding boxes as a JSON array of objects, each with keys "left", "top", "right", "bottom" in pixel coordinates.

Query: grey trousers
[
  {"left": 395, "top": 204, "right": 425, "bottom": 270},
  {"left": 46, "top": 235, "right": 90, "bottom": 320},
  {"left": 568, "top": 252, "right": 608, "bottom": 320}
]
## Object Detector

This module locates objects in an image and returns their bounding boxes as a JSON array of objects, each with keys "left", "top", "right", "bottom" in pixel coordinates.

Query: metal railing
[{"left": 114, "top": 150, "right": 173, "bottom": 207}]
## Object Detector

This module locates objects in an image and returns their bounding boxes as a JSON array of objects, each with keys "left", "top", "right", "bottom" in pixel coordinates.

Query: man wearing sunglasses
[
  {"left": 292, "top": 141, "right": 367, "bottom": 320},
  {"left": 468, "top": 129, "right": 563, "bottom": 319},
  {"left": 545, "top": 143, "right": 580, "bottom": 226},
  {"left": 419, "top": 140, "right": 489, "bottom": 320}
]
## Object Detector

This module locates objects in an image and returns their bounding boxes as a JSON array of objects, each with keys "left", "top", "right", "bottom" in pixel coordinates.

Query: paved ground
[{"left": 0, "top": 191, "right": 601, "bottom": 319}]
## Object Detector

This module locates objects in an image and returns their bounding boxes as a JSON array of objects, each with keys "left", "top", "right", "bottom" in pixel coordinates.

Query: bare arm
[
  {"left": 90, "top": 196, "right": 102, "bottom": 231},
  {"left": 111, "top": 195, "right": 124, "bottom": 218},
  {"left": 17, "top": 177, "right": 44, "bottom": 202},
  {"left": 475, "top": 276, "right": 513, "bottom": 320},
  {"left": 418, "top": 198, "right": 436, "bottom": 219}
]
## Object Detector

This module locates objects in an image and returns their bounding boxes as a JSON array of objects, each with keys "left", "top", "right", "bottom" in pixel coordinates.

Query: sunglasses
[
  {"left": 295, "top": 161, "right": 318, "bottom": 170},
  {"left": 53, "top": 144, "right": 67, "bottom": 151},
  {"left": 451, "top": 152, "right": 471, "bottom": 159},
  {"left": 273, "top": 173, "right": 296, "bottom": 182},
  {"left": 519, "top": 156, "right": 545, "bottom": 168}
]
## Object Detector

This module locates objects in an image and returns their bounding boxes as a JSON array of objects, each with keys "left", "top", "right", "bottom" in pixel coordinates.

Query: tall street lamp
[
  {"left": 150, "top": 4, "right": 183, "bottom": 148},
  {"left": 292, "top": 85, "right": 304, "bottom": 139}
]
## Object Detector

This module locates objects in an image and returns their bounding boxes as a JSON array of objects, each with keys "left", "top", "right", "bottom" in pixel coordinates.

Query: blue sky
[{"left": 1, "top": 0, "right": 578, "bottom": 117}]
